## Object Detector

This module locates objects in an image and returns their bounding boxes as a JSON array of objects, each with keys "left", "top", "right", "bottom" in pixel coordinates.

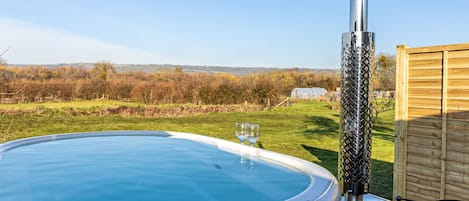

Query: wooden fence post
[
  {"left": 439, "top": 50, "right": 448, "bottom": 199},
  {"left": 393, "top": 45, "right": 409, "bottom": 199}
]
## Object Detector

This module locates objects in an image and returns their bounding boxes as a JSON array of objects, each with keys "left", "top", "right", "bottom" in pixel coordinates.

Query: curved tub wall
[{"left": 0, "top": 130, "right": 341, "bottom": 201}]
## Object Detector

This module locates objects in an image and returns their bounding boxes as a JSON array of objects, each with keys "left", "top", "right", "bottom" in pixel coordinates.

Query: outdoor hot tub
[{"left": 0, "top": 130, "right": 340, "bottom": 201}]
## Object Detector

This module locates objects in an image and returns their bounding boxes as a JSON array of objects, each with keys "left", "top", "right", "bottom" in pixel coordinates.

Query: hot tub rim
[{"left": 0, "top": 130, "right": 341, "bottom": 201}]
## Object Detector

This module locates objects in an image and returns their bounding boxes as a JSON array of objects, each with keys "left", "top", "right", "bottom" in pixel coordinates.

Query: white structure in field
[{"left": 290, "top": 87, "right": 327, "bottom": 99}]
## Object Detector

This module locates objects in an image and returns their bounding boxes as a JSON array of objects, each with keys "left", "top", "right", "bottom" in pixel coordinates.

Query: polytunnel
[{"left": 290, "top": 87, "right": 328, "bottom": 99}]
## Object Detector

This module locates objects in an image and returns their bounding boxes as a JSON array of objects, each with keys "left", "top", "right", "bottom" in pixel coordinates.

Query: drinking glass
[
  {"left": 235, "top": 122, "right": 248, "bottom": 144},
  {"left": 246, "top": 123, "right": 260, "bottom": 169},
  {"left": 235, "top": 122, "right": 249, "bottom": 163},
  {"left": 247, "top": 123, "right": 260, "bottom": 147}
]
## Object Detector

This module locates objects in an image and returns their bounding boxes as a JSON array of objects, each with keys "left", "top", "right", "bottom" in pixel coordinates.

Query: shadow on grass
[
  {"left": 303, "top": 116, "right": 339, "bottom": 138},
  {"left": 373, "top": 124, "right": 394, "bottom": 133},
  {"left": 257, "top": 142, "right": 264, "bottom": 149},
  {"left": 304, "top": 115, "right": 394, "bottom": 142},
  {"left": 372, "top": 123, "right": 395, "bottom": 142},
  {"left": 301, "top": 144, "right": 393, "bottom": 200},
  {"left": 372, "top": 132, "right": 394, "bottom": 142}
]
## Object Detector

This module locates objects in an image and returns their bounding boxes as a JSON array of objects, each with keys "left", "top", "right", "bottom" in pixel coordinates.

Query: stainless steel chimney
[{"left": 339, "top": 0, "right": 374, "bottom": 201}]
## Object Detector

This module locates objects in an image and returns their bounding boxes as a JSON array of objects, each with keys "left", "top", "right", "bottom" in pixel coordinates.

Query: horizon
[
  {"left": 6, "top": 62, "right": 340, "bottom": 74},
  {"left": 6, "top": 62, "right": 341, "bottom": 70},
  {"left": 1, "top": 1, "right": 469, "bottom": 67}
]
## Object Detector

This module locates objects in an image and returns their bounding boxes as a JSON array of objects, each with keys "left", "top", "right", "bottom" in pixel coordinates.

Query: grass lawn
[{"left": 0, "top": 100, "right": 394, "bottom": 199}]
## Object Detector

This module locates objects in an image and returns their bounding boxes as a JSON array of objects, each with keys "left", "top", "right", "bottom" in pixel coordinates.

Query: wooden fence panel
[{"left": 394, "top": 43, "right": 469, "bottom": 201}]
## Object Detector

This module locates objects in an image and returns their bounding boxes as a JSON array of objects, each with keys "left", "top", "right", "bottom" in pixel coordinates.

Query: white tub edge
[
  {"left": 0, "top": 130, "right": 341, "bottom": 201},
  {"left": 168, "top": 131, "right": 341, "bottom": 201}
]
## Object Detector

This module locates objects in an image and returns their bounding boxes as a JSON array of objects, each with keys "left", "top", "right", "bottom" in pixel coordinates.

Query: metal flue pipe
[
  {"left": 339, "top": 0, "right": 374, "bottom": 201},
  {"left": 349, "top": 0, "right": 368, "bottom": 32}
]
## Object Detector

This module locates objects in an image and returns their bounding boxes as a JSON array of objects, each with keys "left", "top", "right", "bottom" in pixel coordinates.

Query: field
[{"left": 0, "top": 100, "right": 394, "bottom": 199}]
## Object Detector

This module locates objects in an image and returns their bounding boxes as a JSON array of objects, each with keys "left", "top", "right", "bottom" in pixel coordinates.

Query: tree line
[
  {"left": 0, "top": 53, "right": 395, "bottom": 106},
  {"left": 0, "top": 62, "right": 341, "bottom": 105}
]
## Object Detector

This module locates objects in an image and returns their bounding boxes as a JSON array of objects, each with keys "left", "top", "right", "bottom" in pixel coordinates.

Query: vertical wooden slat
[
  {"left": 394, "top": 45, "right": 409, "bottom": 199},
  {"left": 440, "top": 50, "right": 448, "bottom": 199}
]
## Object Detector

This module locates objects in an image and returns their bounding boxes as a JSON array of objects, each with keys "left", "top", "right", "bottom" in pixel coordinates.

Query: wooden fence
[{"left": 394, "top": 43, "right": 469, "bottom": 201}]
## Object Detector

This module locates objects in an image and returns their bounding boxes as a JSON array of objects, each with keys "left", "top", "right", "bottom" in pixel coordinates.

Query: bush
[{"left": 0, "top": 66, "right": 341, "bottom": 106}]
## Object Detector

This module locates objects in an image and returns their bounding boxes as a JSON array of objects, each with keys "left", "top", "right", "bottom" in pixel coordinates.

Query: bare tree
[
  {"left": 371, "top": 53, "right": 396, "bottom": 123},
  {"left": 91, "top": 61, "right": 115, "bottom": 80},
  {"left": 0, "top": 46, "right": 11, "bottom": 65},
  {"left": 372, "top": 53, "right": 396, "bottom": 91}
]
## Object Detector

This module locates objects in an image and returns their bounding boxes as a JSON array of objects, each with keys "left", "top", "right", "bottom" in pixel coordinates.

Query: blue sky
[{"left": 0, "top": 0, "right": 468, "bottom": 68}]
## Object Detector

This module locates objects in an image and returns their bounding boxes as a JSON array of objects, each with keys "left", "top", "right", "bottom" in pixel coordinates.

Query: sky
[{"left": 0, "top": 0, "right": 469, "bottom": 68}]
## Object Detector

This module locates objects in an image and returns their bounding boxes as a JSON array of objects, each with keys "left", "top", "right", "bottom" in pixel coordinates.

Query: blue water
[{"left": 0, "top": 135, "right": 310, "bottom": 201}]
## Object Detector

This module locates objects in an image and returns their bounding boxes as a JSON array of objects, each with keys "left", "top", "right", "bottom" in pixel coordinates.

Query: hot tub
[{"left": 0, "top": 131, "right": 340, "bottom": 201}]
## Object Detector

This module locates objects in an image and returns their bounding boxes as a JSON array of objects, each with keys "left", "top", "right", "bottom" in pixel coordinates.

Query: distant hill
[{"left": 8, "top": 63, "right": 339, "bottom": 75}]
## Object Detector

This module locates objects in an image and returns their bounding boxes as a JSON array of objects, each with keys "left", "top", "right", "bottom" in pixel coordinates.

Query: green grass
[{"left": 0, "top": 100, "right": 394, "bottom": 199}]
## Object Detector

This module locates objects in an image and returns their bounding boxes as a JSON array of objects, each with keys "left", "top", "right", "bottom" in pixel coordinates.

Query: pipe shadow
[
  {"left": 301, "top": 144, "right": 393, "bottom": 200},
  {"left": 303, "top": 115, "right": 393, "bottom": 142},
  {"left": 373, "top": 124, "right": 394, "bottom": 133},
  {"left": 372, "top": 132, "right": 394, "bottom": 142},
  {"left": 303, "top": 116, "right": 394, "bottom": 142},
  {"left": 303, "top": 116, "right": 339, "bottom": 138}
]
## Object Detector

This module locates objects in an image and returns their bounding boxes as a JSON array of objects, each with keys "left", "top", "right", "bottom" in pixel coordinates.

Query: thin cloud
[{"left": 0, "top": 17, "right": 170, "bottom": 64}]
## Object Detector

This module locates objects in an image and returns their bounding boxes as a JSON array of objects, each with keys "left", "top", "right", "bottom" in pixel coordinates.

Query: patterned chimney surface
[{"left": 339, "top": 1, "right": 374, "bottom": 201}]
